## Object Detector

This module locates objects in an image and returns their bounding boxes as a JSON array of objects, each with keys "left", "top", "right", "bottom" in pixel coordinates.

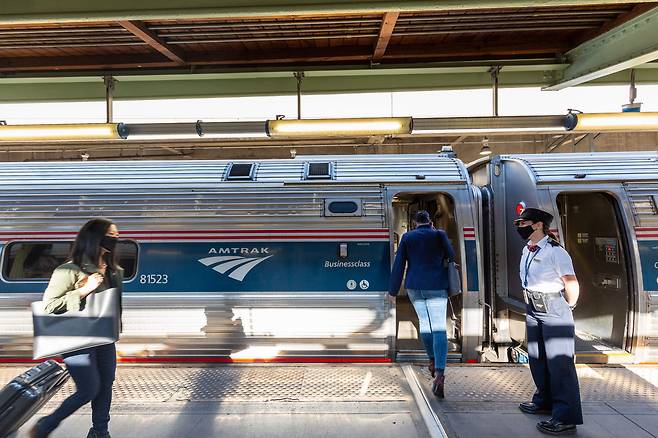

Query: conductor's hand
[
  {"left": 386, "top": 294, "right": 396, "bottom": 306},
  {"left": 80, "top": 273, "right": 104, "bottom": 298}
]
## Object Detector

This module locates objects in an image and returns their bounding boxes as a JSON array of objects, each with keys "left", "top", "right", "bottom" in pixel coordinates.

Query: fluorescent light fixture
[
  {"left": 266, "top": 117, "right": 412, "bottom": 137},
  {"left": 565, "top": 112, "right": 658, "bottom": 131},
  {"left": 0, "top": 123, "right": 127, "bottom": 141}
]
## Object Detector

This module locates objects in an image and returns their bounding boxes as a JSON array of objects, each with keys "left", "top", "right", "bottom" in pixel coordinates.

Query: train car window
[
  {"left": 325, "top": 199, "right": 362, "bottom": 216},
  {"left": 3, "top": 242, "right": 70, "bottom": 280},
  {"left": 2, "top": 240, "right": 138, "bottom": 281},
  {"left": 116, "top": 241, "right": 138, "bottom": 280},
  {"left": 226, "top": 163, "right": 256, "bottom": 180},
  {"left": 304, "top": 162, "right": 333, "bottom": 180}
]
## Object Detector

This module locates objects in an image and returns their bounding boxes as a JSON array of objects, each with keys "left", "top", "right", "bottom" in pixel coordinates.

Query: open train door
[
  {"left": 386, "top": 184, "right": 484, "bottom": 364},
  {"left": 553, "top": 191, "right": 635, "bottom": 363}
]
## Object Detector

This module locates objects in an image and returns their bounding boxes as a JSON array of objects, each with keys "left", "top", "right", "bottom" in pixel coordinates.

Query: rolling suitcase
[{"left": 0, "top": 360, "right": 69, "bottom": 438}]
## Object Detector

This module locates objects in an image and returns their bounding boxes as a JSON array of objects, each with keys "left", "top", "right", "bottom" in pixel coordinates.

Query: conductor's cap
[{"left": 514, "top": 207, "right": 553, "bottom": 226}]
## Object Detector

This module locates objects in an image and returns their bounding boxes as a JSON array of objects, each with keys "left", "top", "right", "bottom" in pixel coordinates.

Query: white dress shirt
[{"left": 519, "top": 235, "right": 575, "bottom": 293}]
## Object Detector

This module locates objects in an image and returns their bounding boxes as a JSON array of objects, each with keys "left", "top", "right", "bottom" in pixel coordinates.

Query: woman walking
[
  {"left": 31, "top": 218, "right": 123, "bottom": 438},
  {"left": 388, "top": 210, "right": 455, "bottom": 398}
]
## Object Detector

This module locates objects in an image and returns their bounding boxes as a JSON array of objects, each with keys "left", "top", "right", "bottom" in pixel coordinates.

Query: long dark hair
[
  {"left": 70, "top": 218, "right": 118, "bottom": 270},
  {"left": 541, "top": 223, "right": 559, "bottom": 243}
]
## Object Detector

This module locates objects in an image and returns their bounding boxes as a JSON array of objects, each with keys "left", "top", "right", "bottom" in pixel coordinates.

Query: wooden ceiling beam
[
  {"left": 0, "top": 55, "right": 178, "bottom": 72},
  {"left": 384, "top": 42, "right": 565, "bottom": 58},
  {"left": 0, "top": 40, "right": 568, "bottom": 72},
  {"left": 372, "top": 11, "right": 398, "bottom": 62},
  {"left": 118, "top": 20, "right": 186, "bottom": 65}
]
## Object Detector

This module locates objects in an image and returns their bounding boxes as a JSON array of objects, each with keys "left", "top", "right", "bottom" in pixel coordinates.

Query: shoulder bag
[
  {"left": 32, "top": 286, "right": 120, "bottom": 359},
  {"left": 438, "top": 231, "right": 462, "bottom": 297}
]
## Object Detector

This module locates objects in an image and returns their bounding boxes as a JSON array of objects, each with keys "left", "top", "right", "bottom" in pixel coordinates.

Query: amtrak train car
[
  {"left": 472, "top": 152, "right": 658, "bottom": 364},
  {"left": 0, "top": 154, "right": 484, "bottom": 363}
]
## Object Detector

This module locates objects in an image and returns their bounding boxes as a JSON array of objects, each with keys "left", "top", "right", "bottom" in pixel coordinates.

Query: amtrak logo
[{"left": 199, "top": 249, "right": 273, "bottom": 282}]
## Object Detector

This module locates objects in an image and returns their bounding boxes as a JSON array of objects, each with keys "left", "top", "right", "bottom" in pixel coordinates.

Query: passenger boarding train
[{"left": 0, "top": 152, "right": 657, "bottom": 364}]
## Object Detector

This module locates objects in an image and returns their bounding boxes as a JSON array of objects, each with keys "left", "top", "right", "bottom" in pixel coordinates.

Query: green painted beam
[
  {"left": 545, "top": 6, "right": 658, "bottom": 90},
  {"left": 1, "top": 64, "right": 658, "bottom": 102},
  {"left": 1, "top": 0, "right": 655, "bottom": 24}
]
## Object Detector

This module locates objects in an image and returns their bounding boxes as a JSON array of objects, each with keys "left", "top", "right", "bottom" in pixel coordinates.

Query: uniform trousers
[{"left": 526, "top": 295, "right": 583, "bottom": 425}]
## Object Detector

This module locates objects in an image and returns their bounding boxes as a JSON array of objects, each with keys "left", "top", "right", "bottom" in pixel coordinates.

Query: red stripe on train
[
  {"left": 0, "top": 229, "right": 389, "bottom": 236},
  {"left": 0, "top": 357, "right": 392, "bottom": 364},
  {"left": 0, "top": 236, "right": 390, "bottom": 241}
]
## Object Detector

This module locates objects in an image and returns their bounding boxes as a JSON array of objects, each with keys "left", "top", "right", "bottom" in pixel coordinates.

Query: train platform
[{"left": 1, "top": 363, "right": 657, "bottom": 438}]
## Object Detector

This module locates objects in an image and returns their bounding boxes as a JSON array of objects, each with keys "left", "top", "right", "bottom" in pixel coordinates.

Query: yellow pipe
[{"left": 0, "top": 123, "right": 127, "bottom": 141}]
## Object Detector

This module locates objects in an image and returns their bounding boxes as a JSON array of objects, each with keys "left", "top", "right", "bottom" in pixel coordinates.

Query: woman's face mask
[
  {"left": 516, "top": 225, "right": 534, "bottom": 240},
  {"left": 515, "top": 220, "right": 536, "bottom": 240},
  {"left": 100, "top": 235, "right": 118, "bottom": 253}
]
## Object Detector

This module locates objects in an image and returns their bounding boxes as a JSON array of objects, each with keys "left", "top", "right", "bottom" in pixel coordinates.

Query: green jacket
[{"left": 43, "top": 260, "right": 124, "bottom": 315}]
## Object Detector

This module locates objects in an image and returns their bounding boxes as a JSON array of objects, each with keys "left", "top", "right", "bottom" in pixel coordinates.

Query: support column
[
  {"left": 294, "top": 71, "right": 304, "bottom": 120},
  {"left": 489, "top": 66, "right": 501, "bottom": 116},
  {"left": 104, "top": 76, "right": 116, "bottom": 123}
]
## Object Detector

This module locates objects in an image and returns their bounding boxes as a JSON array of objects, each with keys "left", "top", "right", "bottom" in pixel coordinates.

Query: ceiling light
[
  {"left": 0, "top": 123, "right": 127, "bottom": 141},
  {"left": 565, "top": 112, "right": 658, "bottom": 131},
  {"left": 266, "top": 117, "right": 412, "bottom": 137}
]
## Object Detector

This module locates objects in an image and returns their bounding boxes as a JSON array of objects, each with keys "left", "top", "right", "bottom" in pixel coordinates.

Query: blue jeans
[
  {"left": 407, "top": 289, "right": 448, "bottom": 372},
  {"left": 40, "top": 343, "right": 116, "bottom": 433}
]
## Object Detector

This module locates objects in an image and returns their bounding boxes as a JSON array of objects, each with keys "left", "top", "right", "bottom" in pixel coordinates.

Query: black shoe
[
  {"left": 519, "top": 401, "right": 551, "bottom": 415},
  {"left": 431, "top": 374, "right": 445, "bottom": 398},
  {"left": 29, "top": 418, "right": 51, "bottom": 438},
  {"left": 428, "top": 360, "right": 436, "bottom": 378},
  {"left": 86, "top": 428, "right": 111, "bottom": 438},
  {"left": 536, "top": 419, "right": 577, "bottom": 435}
]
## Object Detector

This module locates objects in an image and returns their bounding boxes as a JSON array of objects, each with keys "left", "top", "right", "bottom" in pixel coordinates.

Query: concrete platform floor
[
  {"left": 424, "top": 364, "right": 658, "bottom": 438},
  {"left": 1, "top": 363, "right": 657, "bottom": 438}
]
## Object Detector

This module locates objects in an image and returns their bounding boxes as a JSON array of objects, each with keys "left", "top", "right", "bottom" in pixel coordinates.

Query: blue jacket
[{"left": 388, "top": 224, "right": 456, "bottom": 295}]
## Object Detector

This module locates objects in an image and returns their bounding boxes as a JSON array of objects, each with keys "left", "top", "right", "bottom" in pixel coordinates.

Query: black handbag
[
  {"left": 32, "top": 287, "right": 120, "bottom": 359},
  {"left": 438, "top": 231, "right": 462, "bottom": 297},
  {"left": 445, "top": 260, "right": 463, "bottom": 297}
]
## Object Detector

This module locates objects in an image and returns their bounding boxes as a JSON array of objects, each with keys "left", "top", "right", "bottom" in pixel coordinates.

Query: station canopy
[{"left": 1, "top": 1, "right": 658, "bottom": 101}]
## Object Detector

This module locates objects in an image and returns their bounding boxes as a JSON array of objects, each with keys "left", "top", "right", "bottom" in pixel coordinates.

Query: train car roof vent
[
  {"left": 226, "top": 163, "right": 256, "bottom": 181},
  {"left": 304, "top": 162, "right": 333, "bottom": 180}
]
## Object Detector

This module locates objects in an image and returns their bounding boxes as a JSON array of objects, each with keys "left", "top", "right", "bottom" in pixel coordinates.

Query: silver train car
[
  {"left": 2, "top": 152, "right": 657, "bottom": 364},
  {"left": 0, "top": 154, "right": 483, "bottom": 363},
  {"left": 472, "top": 151, "right": 658, "bottom": 364}
]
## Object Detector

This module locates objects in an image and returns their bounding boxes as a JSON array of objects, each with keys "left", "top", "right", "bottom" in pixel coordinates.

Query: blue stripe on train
[
  {"left": 465, "top": 240, "right": 479, "bottom": 291},
  {"left": 2, "top": 241, "right": 391, "bottom": 293},
  {"left": 638, "top": 240, "right": 658, "bottom": 292}
]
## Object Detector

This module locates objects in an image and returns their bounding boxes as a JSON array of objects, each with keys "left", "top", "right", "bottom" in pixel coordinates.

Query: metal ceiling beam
[
  {"left": 545, "top": 6, "right": 658, "bottom": 90},
  {"left": 2, "top": 1, "right": 657, "bottom": 24},
  {"left": 2, "top": 63, "right": 658, "bottom": 102},
  {"left": 118, "top": 21, "right": 186, "bottom": 65},
  {"left": 372, "top": 12, "right": 398, "bottom": 62}
]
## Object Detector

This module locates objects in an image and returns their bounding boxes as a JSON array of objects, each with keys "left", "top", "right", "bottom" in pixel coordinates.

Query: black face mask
[
  {"left": 516, "top": 225, "right": 535, "bottom": 240},
  {"left": 100, "top": 236, "right": 118, "bottom": 253}
]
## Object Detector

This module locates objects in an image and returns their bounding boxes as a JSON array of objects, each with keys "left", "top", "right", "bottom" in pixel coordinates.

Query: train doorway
[
  {"left": 390, "top": 192, "right": 462, "bottom": 362},
  {"left": 556, "top": 192, "right": 633, "bottom": 362}
]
